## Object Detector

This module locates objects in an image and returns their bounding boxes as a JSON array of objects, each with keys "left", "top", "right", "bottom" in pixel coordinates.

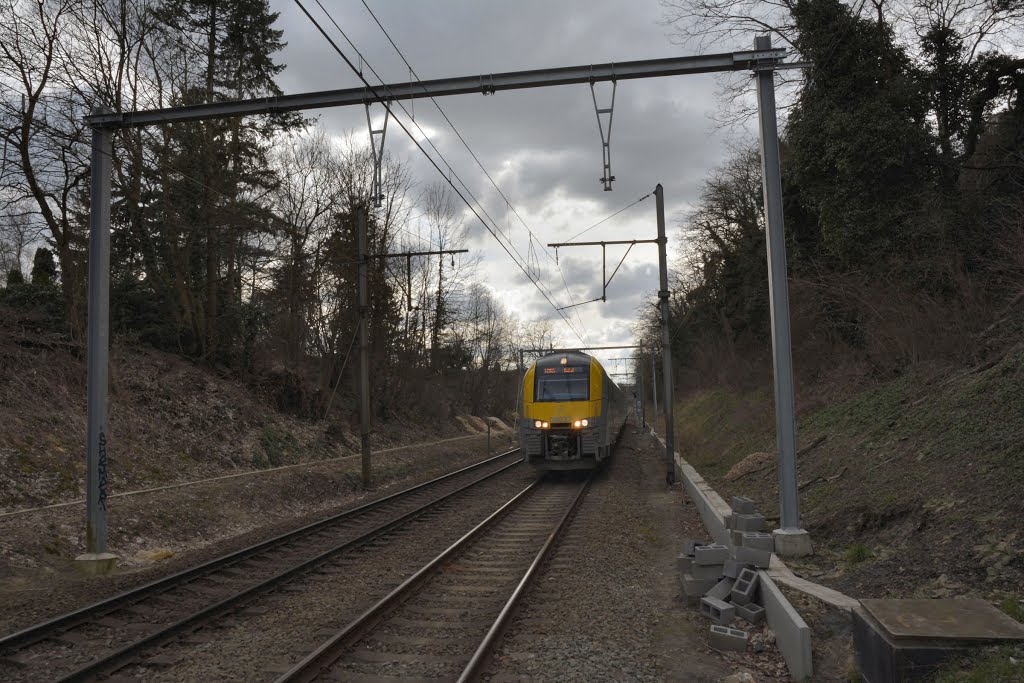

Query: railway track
[
  {"left": 276, "top": 474, "right": 591, "bottom": 682},
  {"left": 0, "top": 449, "right": 523, "bottom": 682}
]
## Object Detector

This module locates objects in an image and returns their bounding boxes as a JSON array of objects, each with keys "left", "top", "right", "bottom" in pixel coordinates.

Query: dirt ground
[{"left": 639, "top": 432, "right": 792, "bottom": 682}]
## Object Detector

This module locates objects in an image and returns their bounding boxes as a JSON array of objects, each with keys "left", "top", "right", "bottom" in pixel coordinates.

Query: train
[{"left": 518, "top": 351, "right": 629, "bottom": 470}]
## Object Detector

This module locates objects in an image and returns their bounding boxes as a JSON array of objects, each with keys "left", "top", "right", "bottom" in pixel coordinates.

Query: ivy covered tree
[{"left": 785, "top": 0, "right": 938, "bottom": 268}]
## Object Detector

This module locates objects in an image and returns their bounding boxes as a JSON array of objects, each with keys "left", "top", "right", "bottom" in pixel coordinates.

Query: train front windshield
[{"left": 535, "top": 365, "right": 590, "bottom": 401}]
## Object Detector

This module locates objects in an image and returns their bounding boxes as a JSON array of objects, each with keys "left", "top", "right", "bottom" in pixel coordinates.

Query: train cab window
[{"left": 535, "top": 365, "right": 590, "bottom": 401}]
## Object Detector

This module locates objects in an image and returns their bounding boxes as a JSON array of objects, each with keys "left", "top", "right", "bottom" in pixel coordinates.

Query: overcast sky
[{"left": 269, "top": 0, "right": 762, "bottom": 376}]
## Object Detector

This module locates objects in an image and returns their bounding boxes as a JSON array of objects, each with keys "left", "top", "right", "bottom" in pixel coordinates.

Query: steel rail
[
  {"left": 275, "top": 475, "right": 590, "bottom": 683},
  {"left": 275, "top": 479, "right": 547, "bottom": 683},
  {"left": 458, "top": 475, "right": 591, "bottom": 681},
  {"left": 0, "top": 448, "right": 520, "bottom": 654},
  {"left": 54, "top": 453, "right": 525, "bottom": 682}
]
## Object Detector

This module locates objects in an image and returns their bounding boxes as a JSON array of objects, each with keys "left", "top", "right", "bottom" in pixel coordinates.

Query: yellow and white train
[{"left": 518, "top": 351, "right": 629, "bottom": 470}]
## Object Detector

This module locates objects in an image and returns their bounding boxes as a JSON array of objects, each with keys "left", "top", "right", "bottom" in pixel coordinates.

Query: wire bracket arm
[
  {"left": 365, "top": 101, "right": 390, "bottom": 206},
  {"left": 590, "top": 75, "right": 617, "bottom": 191}
]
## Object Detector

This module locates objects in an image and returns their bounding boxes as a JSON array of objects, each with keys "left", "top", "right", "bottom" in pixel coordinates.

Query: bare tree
[
  {"left": 269, "top": 129, "right": 344, "bottom": 366},
  {"left": 419, "top": 182, "right": 477, "bottom": 370}
]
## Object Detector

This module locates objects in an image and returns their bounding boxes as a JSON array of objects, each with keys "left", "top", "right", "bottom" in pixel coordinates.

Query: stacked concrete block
[
  {"left": 679, "top": 540, "right": 727, "bottom": 600},
  {"left": 723, "top": 559, "right": 745, "bottom": 579},
  {"left": 732, "top": 513, "right": 767, "bottom": 532},
  {"left": 683, "top": 573, "right": 720, "bottom": 596},
  {"left": 709, "top": 624, "right": 749, "bottom": 652},
  {"left": 691, "top": 562, "right": 725, "bottom": 579},
  {"left": 731, "top": 496, "right": 755, "bottom": 515},
  {"left": 730, "top": 568, "right": 759, "bottom": 605},
  {"left": 694, "top": 543, "right": 729, "bottom": 565},
  {"left": 682, "top": 497, "right": 777, "bottom": 651},
  {"left": 707, "top": 578, "right": 734, "bottom": 602},
  {"left": 741, "top": 531, "right": 775, "bottom": 552},
  {"left": 679, "top": 553, "right": 724, "bottom": 580},
  {"left": 736, "top": 545, "right": 772, "bottom": 569},
  {"left": 735, "top": 602, "right": 766, "bottom": 624},
  {"left": 700, "top": 596, "right": 735, "bottom": 625}
]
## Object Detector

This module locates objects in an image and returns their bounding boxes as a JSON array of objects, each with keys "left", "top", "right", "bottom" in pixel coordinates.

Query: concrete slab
[
  {"left": 74, "top": 552, "right": 118, "bottom": 576},
  {"left": 773, "top": 527, "right": 813, "bottom": 557},
  {"left": 853, "top": 600, "right": 1024, "bottom": 683},
  {"left": 759, "top": 567, "right": 813, "bottom": 681},
  {"left": 767, "top": 556, "right": 860, "bottom": 612},
  {"left": 671, "top": 454, "right": 731, "bottom": 545},
  {"left": 861, "top": 599, "right": 1024, "bottom": 641}
]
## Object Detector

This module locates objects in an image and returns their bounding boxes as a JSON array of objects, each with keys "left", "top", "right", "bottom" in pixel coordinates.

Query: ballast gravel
[
  {"left": 138, "top": 465, "right": 537, "bottom": 683},
  {"left": 485, "top": 425, "right": 784, "bottom": 682},
  {"left": 0, "top": 437, "right": 508, "bottom": 638}
]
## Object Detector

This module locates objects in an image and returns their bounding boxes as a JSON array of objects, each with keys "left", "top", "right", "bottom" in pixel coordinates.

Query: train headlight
[
  {"left": 534, "top": 420, "right": 543, "bottom": 428},
  {"left": 581, "top": 419, "right": 589, "bottom": 427},
  {"left": 573, "top": 420, "right": 582, "bottom": 428},
  {"left": 542, "top": 421, "right": 549, "bottom": 428}
]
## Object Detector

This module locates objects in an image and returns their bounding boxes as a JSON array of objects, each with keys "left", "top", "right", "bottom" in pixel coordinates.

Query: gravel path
[{"left": 485, "top": 424, "right": 786, "bottom": 682}]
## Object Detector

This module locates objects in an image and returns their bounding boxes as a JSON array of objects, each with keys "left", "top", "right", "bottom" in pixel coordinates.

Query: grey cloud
[{"left": 270, "top": 0, "right": 734, "bottom": 347}]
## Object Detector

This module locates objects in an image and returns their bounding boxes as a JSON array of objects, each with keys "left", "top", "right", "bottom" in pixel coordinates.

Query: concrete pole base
[
  {"left": 773, "top": 528, "right": 813, "bottom": 558},
  {"left": 74, "top": 552, "right": 118, "bottom": 576}
]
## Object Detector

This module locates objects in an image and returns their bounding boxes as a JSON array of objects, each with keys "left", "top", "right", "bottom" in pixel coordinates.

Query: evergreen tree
[
  {"left": 123, "top": 0, "right": 301, "bottom": 361},
  {"left": 6, "top": 267, "right": 24, "bottom": 287},
  {"left": 31, "top": 247, "right": 57, "bottom": 286}
]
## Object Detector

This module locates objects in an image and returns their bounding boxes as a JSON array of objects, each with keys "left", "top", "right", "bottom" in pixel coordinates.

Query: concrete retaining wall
[{"left": 655, "top": 432, "right": 813, "bottom": 681}]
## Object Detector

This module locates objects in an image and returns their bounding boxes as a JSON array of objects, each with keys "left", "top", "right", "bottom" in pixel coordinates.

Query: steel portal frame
[{"left": 82, "top": 39, "right": 808, "bottom": 560}]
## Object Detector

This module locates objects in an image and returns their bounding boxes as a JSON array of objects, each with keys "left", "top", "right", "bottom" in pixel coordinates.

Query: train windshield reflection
[{"left": 535, "top": 370, "right": 590, "bottom": 401}]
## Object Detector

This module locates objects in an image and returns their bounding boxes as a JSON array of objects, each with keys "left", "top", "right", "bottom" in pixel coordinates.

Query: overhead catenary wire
[
  {"left": 341, "top": 0, "right": 593, "bottom": 346},
  {"left": 294, "top": 0, "right": 588, "bottom": 346},
  {"left": 312, "top": 0, "right": 584, "bottom": 344},
  {"left": 357, "top": 0, "right": 569, "bottom": 269},
  {"left": 564, "top": 190, "right": 653, "bottom": 243}
]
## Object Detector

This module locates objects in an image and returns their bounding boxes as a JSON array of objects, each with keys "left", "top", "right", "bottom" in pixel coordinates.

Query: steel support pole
[
  {"left": 754, "top": 35, "right": 810, "bottom": 554},
  {"left": 650, "top": 355, "right": 659, "bottom": 435},
  {"left": 357, "top": 208, "right": 372, "bottom": 489},
  {"left": 638, "top": 364, "right": 646, "bottom": 429},
  {"left": 655, "top": 185, "right": 676, "bottom": 484},
  {"left": 79, "top": 113, "right": 116, "bottom": 573}
]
